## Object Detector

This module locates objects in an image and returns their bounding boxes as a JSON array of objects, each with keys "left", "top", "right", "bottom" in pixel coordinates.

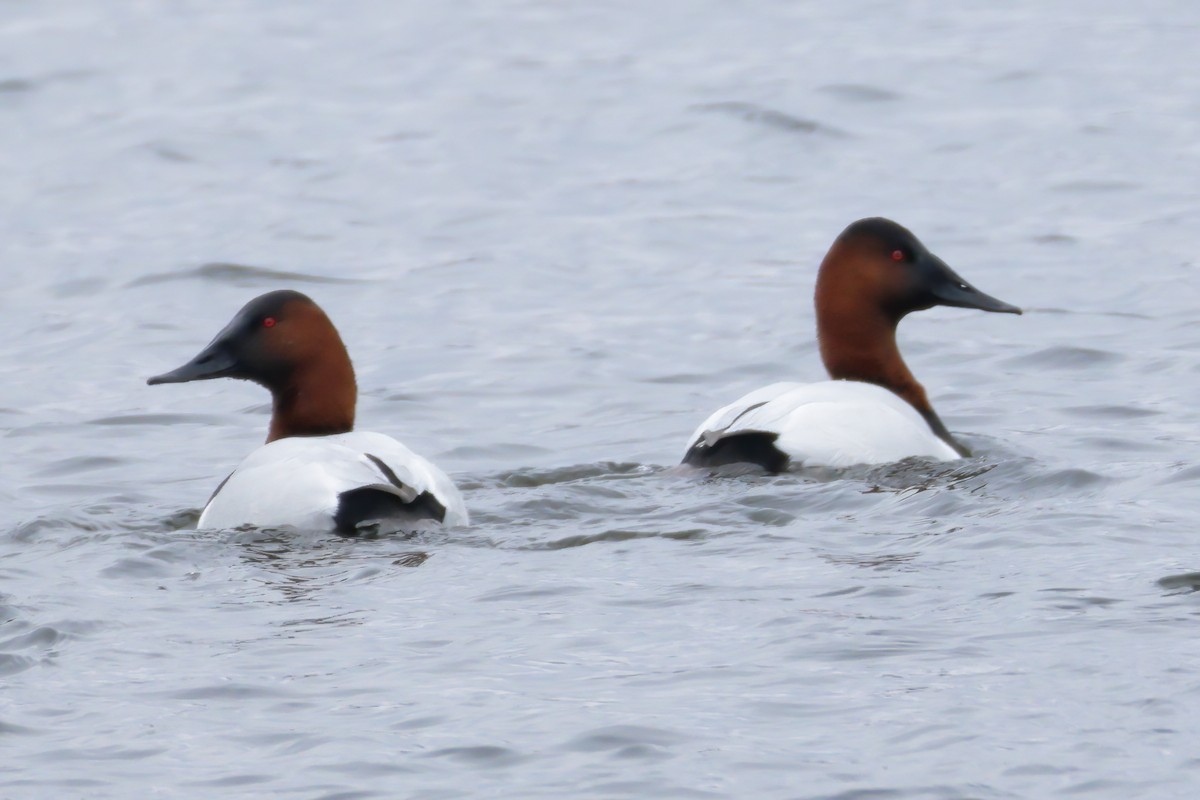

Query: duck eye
[
  {"left": 891, "top": 250, "right": 906, "bottom": 262},
  {"left": 262, "top": 317, "right": 277, "bottom": 328}
]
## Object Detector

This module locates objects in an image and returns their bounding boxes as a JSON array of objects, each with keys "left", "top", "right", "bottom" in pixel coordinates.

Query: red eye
[
  {"left": 891, "top": 250, "right": 905, "bottom": 262},
  {"left": 263, "top": 317, "right": 276, "bottom": 328}
]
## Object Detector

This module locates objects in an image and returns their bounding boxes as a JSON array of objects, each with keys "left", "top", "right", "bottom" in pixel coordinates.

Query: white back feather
[
  {"left": 198, "top": 431, "right": 468, "bottom": 531},
  {"left": 686, "top": 381, "right": 960, "bottom": 468}
]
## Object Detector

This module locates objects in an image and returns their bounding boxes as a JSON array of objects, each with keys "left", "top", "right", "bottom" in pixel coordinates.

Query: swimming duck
[
  {"left": 682, "top": 217, "right": 1021, "bottom": 472},
  {"left": 149, "top": 290, "right": 468, "bottom": 532}
]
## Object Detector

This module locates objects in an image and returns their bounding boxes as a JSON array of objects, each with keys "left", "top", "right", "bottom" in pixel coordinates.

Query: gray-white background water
[{"left": 3, "top": 1, "right": 1200, "bottom": 797}]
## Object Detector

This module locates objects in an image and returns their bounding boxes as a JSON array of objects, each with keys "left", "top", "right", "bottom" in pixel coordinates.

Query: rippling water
[{"left": 4, "top": 1, "right": 1200, "bottom": 798}]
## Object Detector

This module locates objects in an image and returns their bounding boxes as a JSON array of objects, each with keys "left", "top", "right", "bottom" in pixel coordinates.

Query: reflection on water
[{"left": 226, "top": 528, "right": 434, "bottom": 603}]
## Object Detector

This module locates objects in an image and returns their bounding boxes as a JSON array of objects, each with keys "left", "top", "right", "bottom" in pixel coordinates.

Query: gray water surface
[{"left": 3, "top": 1, "right": 1200, "bottom": 798}]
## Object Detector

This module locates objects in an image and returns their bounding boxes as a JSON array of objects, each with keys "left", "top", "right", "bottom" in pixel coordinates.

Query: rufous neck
[
  {"left": 266, "top": 358, "right": 357, "bottom": 442},
  {"left": 816, "top": 306, "right": 930, "bottom": 413},
  {"left": 816, "top": 309, "right": 968, "bottom": 456}
]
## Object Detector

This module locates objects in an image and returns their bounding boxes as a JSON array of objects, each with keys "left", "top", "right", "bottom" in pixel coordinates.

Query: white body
[
  {"left": 685, "top": 381, "right": 960, "bottom": 469},
  {"left": 198, "top": 431, "right": 469, "bottom": 531}
]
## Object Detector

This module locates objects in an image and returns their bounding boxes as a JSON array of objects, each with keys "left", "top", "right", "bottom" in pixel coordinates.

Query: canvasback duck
[
  {"left": 148, "top": 289, "right": 468, "bottom": 533},
  {"left": 682, "top": 217, "right": 1021, "bottom": 472}
]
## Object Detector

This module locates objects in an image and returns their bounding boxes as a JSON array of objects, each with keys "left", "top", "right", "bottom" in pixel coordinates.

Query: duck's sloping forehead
[
  {"left": 206, "top": 290, "right": 317, "bottom": 342},
  {"left": 233, "top": 289, "right": 315, "bottom": 321},
  {"left": 839, "top": 217, "right": 920, "bottom": 247}
]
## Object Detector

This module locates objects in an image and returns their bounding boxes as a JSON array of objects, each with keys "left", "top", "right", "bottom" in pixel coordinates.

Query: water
[{"left": 3, "top": 1, "right": 1200, "bottom": 797}]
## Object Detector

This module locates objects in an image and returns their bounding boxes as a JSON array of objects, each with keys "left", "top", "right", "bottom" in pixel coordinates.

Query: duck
[
  {"left": 682, "top": 217, "right": 1021, "bottom": 472},
  {"left": 148, "top": 289, "right": 468, "bottom": 533}
]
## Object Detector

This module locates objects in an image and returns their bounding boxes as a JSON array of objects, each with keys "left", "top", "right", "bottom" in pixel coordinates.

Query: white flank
[
  {"left": 198, "top": 431, "right": 468, "bottom": 531},
  {"left": 686, "top": 381, "right": 960, "bottom": 469}
]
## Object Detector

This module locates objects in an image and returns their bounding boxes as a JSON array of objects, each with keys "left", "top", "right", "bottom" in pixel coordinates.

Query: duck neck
[
  {"left": 817, "top": 308, "right": 969, "bottom": 457},
  {"left": 266, "top": 358, "right": 357, "bottom": 443}
]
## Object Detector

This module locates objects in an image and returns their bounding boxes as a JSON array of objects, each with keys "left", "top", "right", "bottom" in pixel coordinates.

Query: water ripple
[
  {"left": 424, "top": 745, "right": 528, "bottom": 767},
  {"left": 691, "top": 101, "right": 848, "bottom": 137},
  {"left": 817, "top": 83, "right": 901, "bottom": 103},
  {"left": 1003, "top": 346, "right": 1123, "bottom": 369},
  {"left": 127, "top": 263, "right": 365, "bottom": 288}
]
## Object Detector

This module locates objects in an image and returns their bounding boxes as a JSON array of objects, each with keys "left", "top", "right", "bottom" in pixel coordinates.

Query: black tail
[
  {"left": 682, "top": 431, "right": 789, "bottom": 474},
  {"left": 333, "top": 487, "right": 447, "bottom": 535},
  {"left": 333, "top": 452, "right": 448, "bottom": 535}
]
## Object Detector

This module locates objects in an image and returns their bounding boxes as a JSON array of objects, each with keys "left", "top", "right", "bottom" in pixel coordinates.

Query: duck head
[
  {"left": 149, "top": 289, "right": 357, "bottom": 442},
  {"left": 816, "top": 217, "right": 1021, "bottom": 322},
  {"left": 814, "top": 217, "right": 1021, "bottom": 455}
]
